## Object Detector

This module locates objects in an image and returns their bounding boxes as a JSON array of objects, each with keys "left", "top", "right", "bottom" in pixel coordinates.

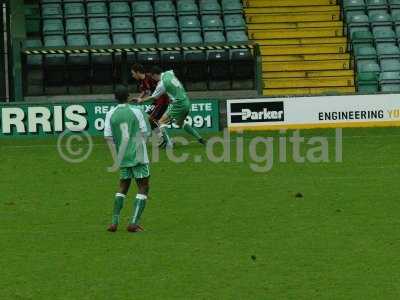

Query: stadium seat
[
  {"left": 157, "top": 16, "right": 179, "bottom": 32},
  {"left": 372, "top": 27, "right": 396, "bottom": 42},
  {"left": 354, "top": 44, "right": 378, "bottom": 60},
  {"left": 379, "top": 71, "right": 400, "bottom": 85},
  {"left": 224, "top": 14, "right": 246, "bottom": 31},
  {"left": 154, "top": 1, "right": 176, "bottom": 16},
  {"left": 381, "top": 83, "right": 400, "bottom": 91},
  {"left": 88, "top": 18, "right": 110, "bottom": 34},
  {"left": 66, "top": 34, "right": 89, "bottom": 68},
  {"left": 389, "top": 0, "right": 400, "bottom": 9},
  {"left": 41, "top": 4, "right": 63, "bottom": 19},
  {"left": 357, "top": 59, "right": 381, "bottom": 72},
  {"left": 181, "top": 31, "right": 203, "bottom": 44},
  {"left": 42, "top": 0, "right": 62, "bottom": 3},
  {"left": 159, "top": 32, "right": 182, "bottom": 76},
  {"left": 109, "top": 2, "right": 131, "bottom": 17},
  {"left": 343, "top": 0, "right": 366, "bottom": 11},
  {"left": 23, "top": 39, "right": 43, "bottom": 66},
  {"left": 357, "top": 71, "right": 379, "bottom": 92},
  {"left": 366, "top": 0, "right": 389, "bottom": 11},
  {"left": 43, "top": 19, "right": 64, "bottom": 36},
  {"left": 111, "top": 18, "right": 133, "bottom": 33},
  {"left": 113, "top": 33, "right": 134, "bottom": 45},
  {"left": 177, "top": 0, "right": 198, "bottom": 15},
  {"left": 222, "top": 0, "right": 243, "bottom": 14},
  {"left": 226, "top": 30, "right": 248, "bottom": 42},
  {"left": 369, "top": 11, "right": 392, "bottom": 27},
  {"left": 66, "top": 18, "right": 87, "bottom": 35},
  {"left": 352, "top": 29, "right": 374, "bottom": 46},
  {"left": 134, "top": 17, "right": 156, "bottom": 33},
  {"left": 202, "top": 15, "right": 224, "bottom": 31},
  {"left": 131, "top": 1, "right": 153, "bottom": 17},
  {"left": 179, "top": 16, "right": 201, "bottom": 32},
  {"left": 348, "top": 13, "right": 370, "bottom": 29},
  {"left": 87, "top": 2, "right": 108, "bottom": 18},
  {"left": 199, "top": 0, "right": 221, "bottom": 15},
  {"left": 64, "top": 3, "right": 85, "bottom": 19},
  {"left": 380, "top": 58, "right": 400, "bottom": 70},
  {"left": 376, "top": 43, "right": 400, "bottom": 59},
  {"left": 391, "top": 11, "right": 400, "bottom": 27},
  {"left": 136, "top": 33, "right": 160, "bottom": 65}
]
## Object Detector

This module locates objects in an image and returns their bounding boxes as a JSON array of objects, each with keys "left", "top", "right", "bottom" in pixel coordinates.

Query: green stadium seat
[
  {"left": 179, "top": 16, "right": 201, "bottom": 32},
  {"left": 389, "top": 0, "right": 400, "bottom": 9},
  {"left": 343, "top": 0, "right": 366, "bottom": 11},
  {"left": 358, "top": 74, "right": 379, "bottom": 92},
  {"left": 134, "top": 17, "right": 156, "bottom": 33},
  {"left": 111, "top": 18, "right": 133, "bottom": 33},
  {"left": 381, "top": 83, "right": 400, "bottom": 91},
  {"left": 42, "top": 0, "right": 62, "bottom": 3},
  {"left": 351, "top": 29, "right": 374, "bottom": 46},
  {"left": 66, "top": 34, "right": 89, "bottom": 66},
  {"left": 369, "top": 11, "right": 392, "bottom": 27},
  {"left": 200, "top": 0, "right": 221, "bottom": 15},
  {"left": 357, "top": 59, "right": 381, "bottom": 72},
  {"left": 177, "top": 0, "right": 198, "bottom": 16},
  {"left": 159, "top": 32, "right": 180, "bottom": 44},
  {"left": 41, "top": 4, "right": 63, "bottom": 19},
  {"left": 113, "top": 33, "right": 134, "bottom": 45},
  {"left": 132, "top": 1, "right": 153, "bottom": 17},
  {"left": 156, "top": 16, "right": 178, "bottom": 32},
  {"left": 366, "top": 0, "right": 388, "bottom": 10},
  {"left": 154, "top": 1, "right": 176, "bottom": 16},
  {"left": 64, "top": 0, "right": 84, "bottom": 3},
  {"left": 181, "top": 31, "right": 203, "bottom": 43},
  {"left": 380, "top": 58, "right": 400, "bottom": 71},
  {"left": 226, "top": 30, "right": 248, "bottom": 42},
  {"left": 43, "top": 19, "right": 64, "bottom": 35},
  {"left": 136, "top": 33, "right": 158, "bottom": 44},
  {"left": 44, "top": 35, "right": 66, "bottom": 66},
  {"left": 64, "top": 3, "right": 85, "bottom": 19},
  {"left": 373, "top": 27, "right": 396, "bottom": 42},
  {"left": 87, "top": 2, "right": 108, "bottom": 18},
  {"left": 113, "top": 34, "right": 135, "bottom": 66},
  {"left": 222, "top": 0, "right": 243, "bottom": 14},
  {"left": 90, "top": 34, "right": 112, "bottom": 64},
  {"left": 354, "top": 44, "right": 377, "bottom": 60},
  {"left": 136, "top": 33, "right": 160, "bottom": 64},
  {"left": 376, "top": 43, "right": 400, "bottom": 59},
  {"left": 348, "top": 13, "right": 369, "bottom": 27},
  {"left": 379, "top": 71, "right": 400, "bottom": 85},
  {"left": 66, "top": 18, "right": 87, "bottom": 35},
  {"left": 345, "top": 10, "right": 367, "bottom": 22},
  {"left": 110, "top": 2, "right": 131, "bottom": 17},
  {"left": 204, "top": 31, "right": 226, "bottom": 43},
  {"left": 24, "top": 39, "right": 43, "bottom": 66},
  {"left": 202, "top": 15, "right": 224, "bottom": 31},
  {"left": 395, "top": 25, "right": 400, "bottom": 39},
  {"left": 391, "top": 11, "right": 400, "bottom": 25},
  {"left": 224, "top": 14, "right": 246, "bottom": 31},
  {"left": 89, "top": 18, "right": 110, "bottom": 34}
]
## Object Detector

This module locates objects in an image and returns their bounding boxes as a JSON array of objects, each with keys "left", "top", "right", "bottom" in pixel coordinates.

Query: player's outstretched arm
[{"left": 138, "top": 80, "right": 166, "bottom": 103}]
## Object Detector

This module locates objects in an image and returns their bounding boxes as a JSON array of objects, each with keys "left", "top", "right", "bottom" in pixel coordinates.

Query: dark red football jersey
[{"left": 139, "top": 74, "right": 170, "bottom": 106}]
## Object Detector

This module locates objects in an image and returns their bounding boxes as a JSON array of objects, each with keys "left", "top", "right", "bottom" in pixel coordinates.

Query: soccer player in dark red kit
[{"left": 130, "top": 63, "right": 171, "bottom": 146}]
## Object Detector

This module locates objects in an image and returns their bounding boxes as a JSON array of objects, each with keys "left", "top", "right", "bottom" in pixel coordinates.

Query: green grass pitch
[{"left": 1, "top": 128, "right": 400, "bottom": 300}]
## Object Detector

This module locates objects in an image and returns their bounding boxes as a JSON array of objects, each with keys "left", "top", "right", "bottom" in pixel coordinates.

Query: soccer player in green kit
[
  {"left": 104, "top": 85, "right": 151, "bottom": 233},
  {"left": 138, "top": 66, "right": 205, "bottom": 148}
]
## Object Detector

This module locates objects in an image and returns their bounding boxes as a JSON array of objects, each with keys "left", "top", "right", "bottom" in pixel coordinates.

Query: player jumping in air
[
  {"left": 104, "top": 85, "right": 151, "bottom": 233},
  {"left": 138, "top": 66, "right": 205, "bottom": 148},
  {"left": 130, "top": 64, "right": 171, "bottom": 146}
]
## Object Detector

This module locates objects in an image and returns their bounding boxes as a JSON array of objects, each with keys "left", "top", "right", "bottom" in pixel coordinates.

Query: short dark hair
[
  {"left": 114, "top": 85, "right": 129, "bottom": 103},
  {"left": 150, "top": 66, "right": 163, "bottom": 76},
  {"left": 131, "top": 63, "right": 145, "bottom": 74}
]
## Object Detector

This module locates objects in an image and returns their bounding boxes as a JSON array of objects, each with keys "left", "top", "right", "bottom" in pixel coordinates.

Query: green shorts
[
  {"left": 167, "top": 102, "right": 190, "bottom": 124},
  {"left": 120, "top": 164, "right": 150, "bottom": 180}
]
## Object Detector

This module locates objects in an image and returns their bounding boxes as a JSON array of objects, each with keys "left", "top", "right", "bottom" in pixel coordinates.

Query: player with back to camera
[
  {"left": 138, "top": 66, "right": 206, "bottom": 148},
  {"left": 104, "top": 85, "right": 151, "bottom": 233},
  {"left": 130, "top": 63, "right": 171, "bottom": 147}
]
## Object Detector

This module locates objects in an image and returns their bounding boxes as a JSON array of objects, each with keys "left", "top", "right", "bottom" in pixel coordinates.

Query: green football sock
[
  {"left": 112, "top": 193, "right": 125, "bottom": 225},
  {"left": 160, "top": 125, "right": 172, "bottom": 146},
  {"left": 183, "top": 123, "right": 202, "bottom": 140},
  {"left": 131, "top": 194, "right": 147, "bottom": 225}
]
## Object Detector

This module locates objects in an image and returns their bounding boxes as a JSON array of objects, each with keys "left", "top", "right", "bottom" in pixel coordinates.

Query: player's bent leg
[
  {"left": 175, "top": 109, "right": 205, "bottom": 145},
  {"left": 127, "top": 165, "right": 150, "bottom": 233}
]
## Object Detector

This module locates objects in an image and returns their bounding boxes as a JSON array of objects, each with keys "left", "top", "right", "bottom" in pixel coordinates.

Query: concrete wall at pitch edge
[{"left": 227, "top": 94, "right": 400, "bottom": 131}]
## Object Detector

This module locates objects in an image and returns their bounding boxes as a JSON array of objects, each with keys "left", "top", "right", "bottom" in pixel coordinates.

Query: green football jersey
[
  {"left": 104, "top": 104, "right": 150, "bottom": 168},
  {"left": 152, "top": 70, "right": 190, "bottom": 105}
]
